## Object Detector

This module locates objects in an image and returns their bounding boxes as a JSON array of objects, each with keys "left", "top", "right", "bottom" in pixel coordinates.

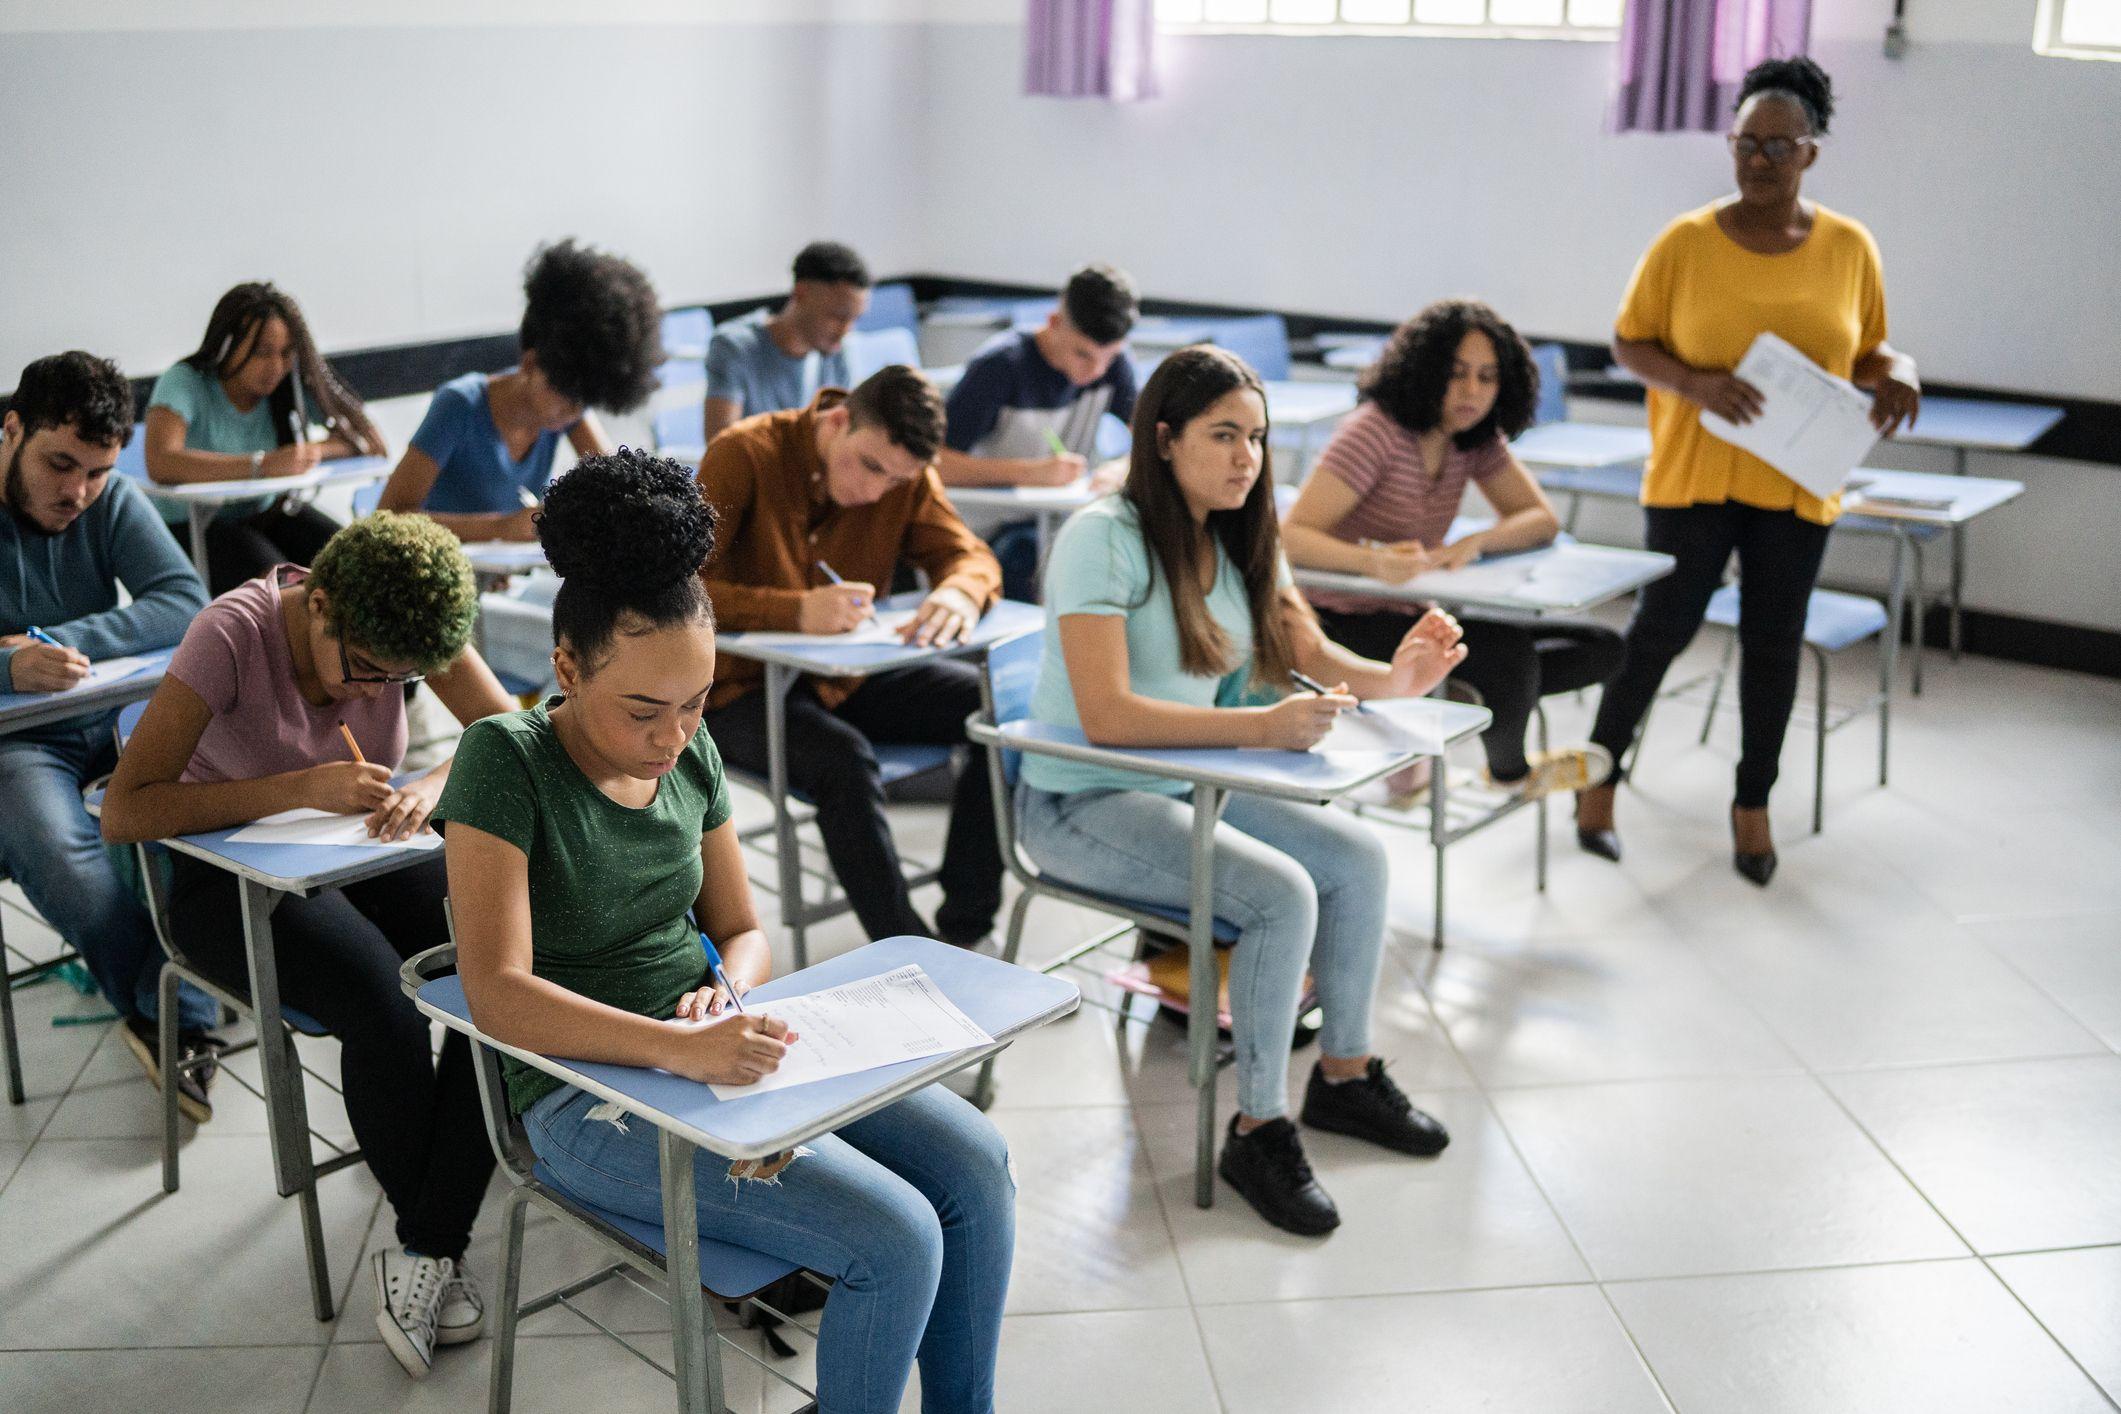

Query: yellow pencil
[{"left": 339, "top": 723, "right": 366, "bottom": 764}]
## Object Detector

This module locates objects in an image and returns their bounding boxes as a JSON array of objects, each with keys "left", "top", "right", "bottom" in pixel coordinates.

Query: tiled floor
[{"left": 3, "top": 643, "right": 2118, "bottom": 1412}]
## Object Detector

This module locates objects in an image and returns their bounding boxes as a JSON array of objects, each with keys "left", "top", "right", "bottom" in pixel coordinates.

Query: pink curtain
[
  {"left": 1611, "top": 0, "right": 1812, "bottom": 134},
  {"left": 1024, "top": 0, "right": 1160, "bottom": 101}
]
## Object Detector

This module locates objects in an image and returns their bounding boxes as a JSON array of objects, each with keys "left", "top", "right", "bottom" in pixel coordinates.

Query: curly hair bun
[
  {"left": 536, "top": 448, "right": 717, "bottom": 595},
  {"left": 1739, "top": 56, "right": 1833, "bottom": 134}
]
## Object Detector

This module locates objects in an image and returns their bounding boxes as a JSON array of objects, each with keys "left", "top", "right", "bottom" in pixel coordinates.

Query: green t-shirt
[
  {"left": 147, "top": 360, "right": 283, "bottom": 522},
  {"left": 433, "top": 701, "right": 733, "bottom": 1113}
]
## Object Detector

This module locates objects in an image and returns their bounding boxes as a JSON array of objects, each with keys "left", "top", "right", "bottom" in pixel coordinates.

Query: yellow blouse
[{"left": 1616, "top": 201, "right": 1888, "bottom": 526}]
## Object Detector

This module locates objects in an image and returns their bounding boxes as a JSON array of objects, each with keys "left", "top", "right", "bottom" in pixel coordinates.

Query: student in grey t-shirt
[{"left": 702, "top": 241, "right": 871, "bottom": 443}]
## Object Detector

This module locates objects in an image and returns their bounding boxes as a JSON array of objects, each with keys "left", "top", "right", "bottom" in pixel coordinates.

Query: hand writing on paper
[
  {"left": 365, "top": 775, "right": 443, "bottom": 842},
  {"left": 259, "top": 443, "right": 328, "bottom": 479},
  {"left": 300, "top": 760, "right": 394, "bottom": 815},
  {"left": 1087, "top": 458, "right": 1128, "bottom": 495},
  {"left": 1024, "top": 452, "right": 1086, "bottom": 488},
  {"left": 1386, "top": 607, "right": 1467, "bottom": 699},
  {"left": 798, "top": 582, "right": 876, "bottom": 635},
  {"left": 1685, "top": 370, "right": 1766, "bottom": 425},
  {"left": 1255, "top": 687, "right": 1357, "bottom": 750},
  {"left": 669, "top": 1012, "right": 798, "bottom": 1087},
  {"left": 675, "top": 976, "right": 756, "bottom": 1020},
  {"left": 1427, "top": 537, "right": 1484, "bottom": 573},
  {"left": 1365, "top": 540, "right": 1432, "bottom": 585},
  {"left": 901, "top": 586, "right": 979, "bottom": 648},
  {"left": 5, "top": 641, "right": 90, "bottom": 692}
]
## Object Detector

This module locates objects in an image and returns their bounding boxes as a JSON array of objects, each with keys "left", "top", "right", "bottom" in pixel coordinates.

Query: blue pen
[
  {"left": 814, "top": 559, "right": 843, "bottom": 585},
  {"left": 24, "top": 627, "right": 64, "bottom": 649},
  {"left": 697, "top": 931, "right": 748, "bottom": 1015}
]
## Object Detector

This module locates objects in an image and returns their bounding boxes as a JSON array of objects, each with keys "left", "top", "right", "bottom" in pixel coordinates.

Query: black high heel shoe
[
  {"left": 1731, "top": 806, "right": 1777, "bottom": 887},
  {"left": 1576, "top": 788, "right": 1622, "bottom": 862}
]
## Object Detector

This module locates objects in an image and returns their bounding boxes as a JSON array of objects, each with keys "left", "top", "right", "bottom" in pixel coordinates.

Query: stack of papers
[
  {"left": 728, "top": 608, "right": 920, "bottom": 649},
  {"left": 708, "top": 964, "right": 993, "bottom": 1099},
  {"left": 226, "top": 808, "right": 441, "bottom": 852},
  {"left": 1700, "top": 332, "right": 1879, "bottom": 498},
  {"left": 39, "top": 654, "right": 161, "bottom": 695}
]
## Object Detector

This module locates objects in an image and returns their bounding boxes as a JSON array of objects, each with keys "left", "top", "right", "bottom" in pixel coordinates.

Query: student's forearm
[
  {"left": 1075, "top": 691, "right": 1270, "bottom": 750},
  {"left": 935, "top": 448, "right": 1040, "bottom": 488},
  {"left": 1612, "top": 337, "right": 1703, "bottom": 398},
  {"left": 715, "top": 927, "right": 773, "bottom": 990},
  {"left": 465, "top": 965, "right": 709, "bottom": 1073},
  {"left": 1458, "top": 506, "right": 1557, "bottom": 557},
  {"left": 146, "top": 446, "right": 268, "bottom": 485},
  {"left": 702, "top": 579, "right": 805, "bottom": 631},
  {"left": 100, "top": 770, "right": 315, "bottom": 844},
  {"left": 1299, "top": 637, "right": 1398, "bottom": 701},
  {"left": 1281, "top": 522, "right": 1377, "bottom": 576},
  {"left": 426, "top": 509, "right": 530, "bottom": 540}
]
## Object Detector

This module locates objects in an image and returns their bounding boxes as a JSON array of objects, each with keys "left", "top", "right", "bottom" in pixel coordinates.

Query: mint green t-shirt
[
  {"left": 1025, "top": 496, "right": 1292, "bottom": 796},
  {"left": 146, "top": 361, "right": 280, "bottom": 522},
  {"left": 432, "top": 702, "right": 733, "bottom": 1113}
]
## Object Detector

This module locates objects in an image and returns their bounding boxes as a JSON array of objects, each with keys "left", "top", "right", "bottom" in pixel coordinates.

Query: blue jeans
[
  {"left": 1017, "top": 783, "right": 1389, "bottom": 1120},
  {"left": 0, "top": 713, "right": 215, "bottom": 1031},
  {"left": 525, "top": 1082, "right": 1014, "bottom": 1414}
]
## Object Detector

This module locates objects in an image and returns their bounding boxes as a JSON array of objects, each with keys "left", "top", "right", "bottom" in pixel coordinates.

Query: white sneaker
[
  {"left": 436, "top": 1265, "right": 486, "bottom": 1346},
  {"left": 373, "top": 1248, "right": 448, "bottom": 1378}
]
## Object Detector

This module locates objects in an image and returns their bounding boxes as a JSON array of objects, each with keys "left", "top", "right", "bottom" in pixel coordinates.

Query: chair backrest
[
  {"left": 660, "top": 307, "right": 712, "bottom": 361},
  {"left": 843, "top": 326, "right": 921, "bottom": 384},
  {"left": 1530, "top": 342, "right": 1570, "bottom": 427},
  {"left": 1204, "top": 314, "right": 1292, "bottom": 382},
  {"left": 856, "top": 282, "right": 919, "bottom": 335},
  {"left": 1009, "top": 297, "right": 1058, "bottom": 332},
  {"left": 109, "top": 702, "right": 186, "bottom": 965},
  {"left": 652, "top": 397, "right": 704, "bottom": 451},
  {"left": 351, "top": 482, "right": 383, "bottom": 517},
  {"left": 656, "top": 355, "right": 707, "bottom": 392},
  {"left": 421, "top": 922, "right": 541, "bottom": 1182},
  {"left": 115, "top": 422, "right": 149, "bottom": 483},
  {"left": 976, "top": 629, "right": 1044, "bottom": 871}
]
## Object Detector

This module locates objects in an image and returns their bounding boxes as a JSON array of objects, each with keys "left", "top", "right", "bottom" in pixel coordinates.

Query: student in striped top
[{"left": 1283, "top": 301, "right": 1621, "bottom": 799}]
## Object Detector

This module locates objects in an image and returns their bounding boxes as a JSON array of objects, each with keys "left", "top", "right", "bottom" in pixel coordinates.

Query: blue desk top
[
  {"left": 0, "top": 649, "right": 171, "bottom": 736},
  {"left": 718, "top": 596, "right": 1043, "bottom": 675},
  {"left": 1294, "top": 540, "right": 1673, "bottom": 616},
  {"left": 415, "top": 936, "right": 1080, "bottom": 1159},
  {"left": 1897, "top": 396, "right": 2064, "bottom": 453},
  {"left": 141, "top": 455, "right": 392, "bottom": 507}
]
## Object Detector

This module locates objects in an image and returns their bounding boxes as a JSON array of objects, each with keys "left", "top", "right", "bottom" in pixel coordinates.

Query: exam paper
[
  {"left": 1700, "top": 333, "right": 1879, "bottom": 499},
  {"left": 1310, "top": 697, "right": 1456, "bottom": 758},
  {"left": 455, "top": 540, "right": 548, "bottom": 567},
  {"left": 27, "top": 654, "right": 160, "bottom": 695},
  {"left": 708, "top": 964, "right": 993, "bottom": 1100},
  {"left": 727, "top": 608, "right": 921, "bottom": 649},
  {"left": 226, "top": 808, "right": 441, "bottom": 852},
  {"left": 1402, "top": 547, "right": 1649, "bottom": 611}
]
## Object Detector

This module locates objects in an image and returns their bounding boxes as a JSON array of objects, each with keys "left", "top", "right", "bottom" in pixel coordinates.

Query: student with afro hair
[{"left": 379, "top": 239, "right": 663, "bottom": 542}]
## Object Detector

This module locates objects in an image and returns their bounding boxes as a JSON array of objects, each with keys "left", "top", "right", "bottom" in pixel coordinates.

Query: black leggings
[
  {"left": 167, "top": 851, "right": 492, "bottom": 1260},
  {"left": 1315, "top": 608, "right": 1623, "bottom": 780},
  {"left": 203, "top": 502, "right": 342, "bottom": 596},
  {"left": 1590, "top": 502, "right": 1833, "bottom": 809}
]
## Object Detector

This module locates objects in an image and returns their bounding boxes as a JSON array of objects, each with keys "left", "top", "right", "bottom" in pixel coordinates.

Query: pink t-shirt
[
  {"left": 1304, "top": 401, "right": 1510, "bottom": 616},
  {"left": 167, "top": 567, "right": 407, "bottom": 785}
]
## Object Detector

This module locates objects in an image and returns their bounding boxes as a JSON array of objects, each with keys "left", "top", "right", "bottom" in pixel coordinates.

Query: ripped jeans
[{"left": 523, "top": 1082, "right": 1015, "bottom": 1414}]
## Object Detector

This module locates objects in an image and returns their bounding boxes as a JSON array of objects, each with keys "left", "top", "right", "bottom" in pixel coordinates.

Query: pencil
[
  {"left": 338, "top": 723, "right": 366, "bottom": 764},
  {"left": 1043, "top": 429, "right": 1070, "bottom": 459},
  {"left": 1289, "top": 668, "right": 1371, "bottom": 714}
]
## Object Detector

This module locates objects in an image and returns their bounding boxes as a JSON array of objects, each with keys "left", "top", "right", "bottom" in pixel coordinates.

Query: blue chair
[
  {"left": 855, "top": 281, "right": 918, "bottom": 335},
  {"left": 660, "top": 308, "right": 712, "bottom": 362},
  {"left": 842, "top": 325, "right": 921, "bottom": 384},
  {"left": 651, "top": 398, "right": 706, "bottom": 462},
  {"left": 1202, "top": 314, "right": 1292, "bottom": 382},
  {"left": 350, "top": 482, "right": 383, "bottom": 518},
  {"left": 1530, "top": 342, "right": 1571, "bottom": 428},
  {"left": 1008, "top": 297, "right": 1058, "bottom": 333},
  {"left": 115, "top": 421, "right": 150, "bottom": 484},
  {"left": 656, "top": 356, "right": 707, "bottom": 393},
  {"left": 1838, "top": 511, "right": 1944, "bottom": 695},
  {"left": 401, "top": 941, "right": 820, "bottom": 1414},
  {"left": 108, "top": 701, "right": 357, "bottom": 1321}
]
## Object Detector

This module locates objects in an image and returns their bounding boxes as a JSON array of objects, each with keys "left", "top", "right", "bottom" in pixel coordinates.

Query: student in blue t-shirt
[
  {"left": 940, "top": 264, "right": 1140, "bottom": 598},
  {"left": 144, "top": 282, "right": 389, "bottom": 594},
  {"left": 701, "top": 241, "right": 871, "bottom": 444},
  {"left": 378, "top": 240, "right": 662, "bottom": 542}
]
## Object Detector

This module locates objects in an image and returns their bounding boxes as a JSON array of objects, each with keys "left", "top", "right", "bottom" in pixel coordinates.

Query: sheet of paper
[
  {"left": 1700, "top": 332, "right": 1879, "bottom": 499},
  {"left": 456, "top": 540, "right": 548, "bottom": 565},
  {"left": 1409, "top": 546, "right": 1659, "bottom": 610},
  {"left": 40, "top": 654, "right": 161, "bottom": 695},
  {"left": 1309, "top": 697, "right": 1456, "bottom": 759},
  {"left": 225, "top": 807, "right": 442, "bottom": 852},
  {"left": 708, "top": 964, "right": 993, "bottom": 1100},
  {"left": 726, "top": 608, "right": 921, "bottom": 649}
]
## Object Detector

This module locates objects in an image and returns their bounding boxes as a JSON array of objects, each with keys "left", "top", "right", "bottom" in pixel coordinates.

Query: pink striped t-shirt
[{"left": 1304, "top": 401, "right": 1510, "bottom": 616}]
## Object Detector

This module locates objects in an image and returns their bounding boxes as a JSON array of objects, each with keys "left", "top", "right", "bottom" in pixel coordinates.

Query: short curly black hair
[
  {"left": 791, "top": 241, "right": 870, "bottom": 288},
  {"left": 311, "top": 512, "right": 479, "bottom": 672},
  {"left": 1737, "top": 56, "right": 1834, "bottom": 135},
  {"left": 519, "top": 239, "right": 664, "bottom": 415},
  {"left": 1358, "top": 300, "right": 1540, "bottom": 449},
  {"left": 537, "top": 447, "right": 718, "bottom": 672},
  {"left": 6, "top": 351, "right": 134, "bottom": 449}
]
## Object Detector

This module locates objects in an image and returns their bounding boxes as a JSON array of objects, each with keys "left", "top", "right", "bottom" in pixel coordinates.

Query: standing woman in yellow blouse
[{"left": 1576, "top": 57, "right": 1920, "bottom": 885}]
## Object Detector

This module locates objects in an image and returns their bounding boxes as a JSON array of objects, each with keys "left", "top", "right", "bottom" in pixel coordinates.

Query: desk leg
[
  {"left": 1948, "top": 447, "right": 1968, "bottom": 660},
  {"left": 238, "top": 876, "right": 333, "bottom": 1322},
  {"left": 186, "top": 504, "right": 213, "bottom": 584},
  {"left": 1431, "top": 759, "right": 1450, "bottom": 952},
  {"left": 765, "top": 664, "right": 808, "bottom": 971},
  {"left": 659, "top": 1128, "right": 723, "bottom": 1414},
  {"left": 1035, "top": 510, "right": 1055, "bottom": 573},
  {"left": 1189, "top": 785, "right": 1222, "bottom": 1210}
]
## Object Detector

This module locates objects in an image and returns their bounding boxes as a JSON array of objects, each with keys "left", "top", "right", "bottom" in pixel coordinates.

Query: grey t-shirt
[{"left": 705, "top": 309, "right": 850, "bottom": 419}]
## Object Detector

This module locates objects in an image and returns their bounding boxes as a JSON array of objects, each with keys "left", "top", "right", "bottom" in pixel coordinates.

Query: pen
[
  {"left": 1289, "top": 668, "right": 1370, "bottom": 714},
  {"left": 814, "top": 559, "right": 843, "bottom": 585},
  {"left": 24, "top": 626, "right": 65, "bottom": 649},
  {"left": 338, "top": 723, "right": 366, "bottom": 764},
  {"left": 698, "top": 931, "right": 748, "bottom": 1015},
  {"left": 1042, "top": 429, "right": 1071, "bottom": 460}
]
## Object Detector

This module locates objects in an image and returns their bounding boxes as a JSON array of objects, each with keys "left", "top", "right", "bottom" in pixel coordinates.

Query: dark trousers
[
  {"left": 203, "top": 502, "right": 342, "bottom": 596},
  {"left": 167, "top": 851, "right": 493, "bottom": 1260},
  {"left": 704, "top": 661, "right": 1003, "bottom": 945},
  {"left": 1315, "top": 608, "right": 1624, "bottom": 780},
  {"left": 1589, "top": 502, "right": 1833, "bottom": 808}
]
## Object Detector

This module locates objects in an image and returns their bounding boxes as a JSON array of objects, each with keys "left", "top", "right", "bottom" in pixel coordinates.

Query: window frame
[
  {"left": 2034, "top": 0, "right": 2121, "bottom": 61},
  {"left": 1155, "top": 0, "right": 1622, "bottom": 42}
]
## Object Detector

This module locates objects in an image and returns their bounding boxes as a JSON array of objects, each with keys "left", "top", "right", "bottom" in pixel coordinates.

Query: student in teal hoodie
[{"left": 0, "top": 352, "right": 218, "bottom": 1116}]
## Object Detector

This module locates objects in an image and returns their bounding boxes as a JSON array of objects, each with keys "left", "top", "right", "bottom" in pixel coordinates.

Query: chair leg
[
  {"left": 1813, "top": 646, "right": 1828, "bottom": 836},
  {"left": 1878, "top": 629, "right": 1892, "bottom": 789},
  {"left": 488, "top": 1189, "right": 530, "bottom": 1414},
  {"left": 1700, "top": 631, "right": 1737, "bottom": 745},
  {"left": 1431, "top": 762, "right": 1450, "bottom": 951},
  {"left": 1908, "top": 536, "right": 1928, "bottom": 696},
  {"left": 160, "top": 965, "right": 182, "bottom": 1193},
  {"left": 279, "top": 1023, "right": 336, "bottom": 1323},
  {"left": 1534, "top": 706, "right": 1550, "bottom": 894},
  {"left": 973, "top": 889, "right": 1038, "bottom": 1112},
  {"left": 1, "top": 912, "right": 23, "bottom": 1107}
]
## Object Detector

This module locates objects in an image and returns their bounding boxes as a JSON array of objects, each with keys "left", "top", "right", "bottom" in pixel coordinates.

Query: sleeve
[
  {"left": 408, "top": 382, "right": 470, "bottom": 473},
  {"left": 704, "top": 329, "right": 751, "bottom": 407},
  {"left": 1615, "top": 223, "right": 1679, "bottom": 345},
  {"left": 1045, "top": 509, "right": 1146, "bottom": 618},
  {"left": 686, "top": 726, "right": 733, "bottom": 834},
  {"left": 942, "top": 348, "right": 1011, "bottom": 453},
  {"left": 146, "top": 364, "right": 201, "bottom": 430},
  {"left": 1313, "top": 404, "right": 1393, "bottom": 500},
  {"left": 695, "top": 435, "right": 804, "bottom": 631},
  {"left": 1853, "top": 225, "right": 1889, "bottom": 362},
  {"left": 164, "top": 601, "right": 246, "bottom": 717},
  {"left": 1107, "top": 354, "right": 1140, "bottom": 425},
  {"left": 903, "top": 469, "right": 1002, "bottom": 610},
  {"left": 432, "top": 719, "right": 539, "bottom": 855},
  {"left": 1464, "top": 433, "right": 1512, "bottom": 484},
  {"left": 52, "top": 478, "right": 209, "bottom": 663}
]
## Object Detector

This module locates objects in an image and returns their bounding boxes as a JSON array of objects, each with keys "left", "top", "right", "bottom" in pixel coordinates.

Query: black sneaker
[
  {"left": 119, "top": 1016, "right": 220, "bottom": 1124},
  {"left": 1300, "top": 1058, "right": 1449, "bottom": 1157},
  {"left": 1217, "top": 1116, "right": 1340, "bottom": 1236}
]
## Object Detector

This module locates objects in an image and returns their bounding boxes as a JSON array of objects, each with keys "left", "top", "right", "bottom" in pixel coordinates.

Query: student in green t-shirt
[{"left": 434, "top": 449, "right": 1015, "bottom": 1414}]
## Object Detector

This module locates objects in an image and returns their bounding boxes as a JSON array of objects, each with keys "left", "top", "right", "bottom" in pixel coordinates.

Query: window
[
  {"left": 2036, "top": 0, "right": 2121, "bottom": 59},
  {"left": 1155, "top": 0, "right": 1624, "bottom": 37}
]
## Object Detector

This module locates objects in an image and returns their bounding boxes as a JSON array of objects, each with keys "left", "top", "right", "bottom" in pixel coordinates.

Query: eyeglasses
[
  {"left": 1727, "top": 134, "right": 1817, "bottom": 164},
  {"left": 337, "top": 638, "right": 424, "bottom": 687}
]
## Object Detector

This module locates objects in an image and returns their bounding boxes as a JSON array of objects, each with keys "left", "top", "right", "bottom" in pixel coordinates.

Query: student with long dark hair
[
  {"left": 1018, "top": 345, "right": 1466, "bottom": 1236},
  {"left": 1578, "top": 58, "right": 1920, "bottom": 884},
  {"left": 436, "top": 450, "right": 1016, "bottom": 1414},
  {"left": 1285, "top": 299, "right": 1621, "bottom": 798},
  {"left": 145, "top": 282, "right": 388, "bottom": 594}
]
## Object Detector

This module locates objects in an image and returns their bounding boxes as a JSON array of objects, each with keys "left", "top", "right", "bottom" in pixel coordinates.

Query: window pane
[
  {"left": 1568, "top": 0, "right": 1624, "bottom": 25},
  {"left": 1341, "top": 0, "right": 1413, "bottom": 18},
  {"left": 1270, "top": 0, "right": 1339, "bottom": 20},
  {"left": 1156, "top": 0, "right": 1207, "bottom": 20},
  {"left": 1202, "top": 0, "right": 1269, "bottom": 19},
  {"left": 1414, "top": 0, "right": 1487, "bottom": 23},
  {"left": 1491, "top": 0, "right": 1564, "bottom": 22},
  {"left": 2060, "top": 0, "right": 2121, "bottom": 45}
]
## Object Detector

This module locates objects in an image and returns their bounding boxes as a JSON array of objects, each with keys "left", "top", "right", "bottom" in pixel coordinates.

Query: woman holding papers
[
  {"left": 1283, "top": 299, "right": 1622, "bottom": 800},
  {"left": 1578, "top": 57, "right": 1921, "bottom": 884},
  {"left": 101, "top": 513, "right": 517, "bottom": 1380},
  {"left": 435, "top": 451, "right": 1016, "bottom": 1414},
  {"left": 1021, "top": 346, "right": 1466, "bottom": 1237}
]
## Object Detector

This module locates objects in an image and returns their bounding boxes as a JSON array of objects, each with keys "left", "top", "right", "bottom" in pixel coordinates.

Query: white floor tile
[
  {"left": 1610, "top": 1261, "right": 2112, "bottom": 1414},
  {"left": 1828, "top": 1056, "right": 2121, "bottom": 1254},
  {"left": 39, "top": 1021, "right": 354, "bottom": 1141},
  {"left": 1974, "top": 909, "right": 2121, "bottom": 1053},
  {"left": 1991, "top": 1245, "right": 2121, "bottom": 1404},
  {"left": 988, "top": 1308, "right": 1220, "bottom": 1414},
  {"left": 1493, "top": 1075, "right": 1965, "bottom": 1280},
  {"left": 305, "top": 1330, "right": 753, "bottom": 1414},
  {"left": 0, "top": 1345, "right": 323, "bottom": 1414}
]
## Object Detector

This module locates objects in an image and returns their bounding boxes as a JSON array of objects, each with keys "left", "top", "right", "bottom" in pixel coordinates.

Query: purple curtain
[
  {"left": 1024, "top": 0, "right": 1159, "bottom": 101},
  {"left": 1611, "top": 0, "right": 1812, "bottom": 134}
]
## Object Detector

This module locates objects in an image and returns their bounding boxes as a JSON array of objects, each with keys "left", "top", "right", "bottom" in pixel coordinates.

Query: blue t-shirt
[
  {"left": 146, "top": 361, "right": 283, "bottom": 522},
  {"left": 1025, "top": 496, "right": 1291, "bottom": 797},
  {"left": 945, "top": 331, "right": 1138, "bottom": 460},
  {"left": 408, "top": 371, "right": 565, "bottom": 514},
  {"left": 705, "top": 309, "right": 849, "bottom": 420}
]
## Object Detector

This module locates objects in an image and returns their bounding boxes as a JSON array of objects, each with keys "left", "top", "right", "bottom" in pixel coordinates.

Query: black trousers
[
  {"left": 203, "top": 502, "right": 342, "bottom": 596},
  {"left": 1315, "top": 607, "right": 1624, "bottom": 780},
  {"left": 703, "top": 660, "right": 1003, "bottom": 945},
  {"left": 1589, "top": 502, "right": 1833, "bottom": 809},
  {"left": 167, "top": 851, "right": 493, "bottom": 1261}
]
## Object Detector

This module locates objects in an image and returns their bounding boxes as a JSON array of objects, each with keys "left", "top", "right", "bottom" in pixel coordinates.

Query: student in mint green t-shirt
[
  {"left": 144, "top": 282, "right": 388, "bottom": 594},
  {"left": 1021, "top": 345, "right": 1468, "bottom": 1239},
  {"left": 434, "top": 450, "right": 1014, "bottom": 1414}
]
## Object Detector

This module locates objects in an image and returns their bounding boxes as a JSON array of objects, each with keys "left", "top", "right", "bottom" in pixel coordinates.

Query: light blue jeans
[
  {"left": 524, "top": 1082, "right": 1014, "bottom": 1414},
  {"left": 1017, "top": 783, "right": 1389, "bottom": 1119}
]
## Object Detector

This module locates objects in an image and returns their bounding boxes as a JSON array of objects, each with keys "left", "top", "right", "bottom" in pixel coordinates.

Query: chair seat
[
  {"left": 1839, "top": 514, "right": 1946, "bottom": 542},
  {"left": 1705, "top": 584, "right": 1888, "bottom": 653},
  {"left": 529, "top": 1161, "right": 803, "bottom": 1300}
]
